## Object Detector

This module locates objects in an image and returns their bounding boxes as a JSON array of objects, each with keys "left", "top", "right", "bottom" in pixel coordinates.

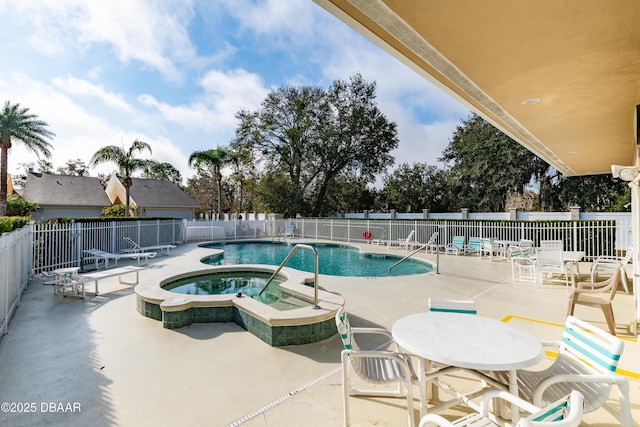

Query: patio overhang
[{"left": 314, "top": 0, "right": 640, "bottom": 175}]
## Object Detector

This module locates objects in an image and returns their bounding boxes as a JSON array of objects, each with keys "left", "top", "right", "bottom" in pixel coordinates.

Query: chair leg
[
  {"left": 620, "top": 267, "right": 630, "bottom": 294},
  {"left": 566, "top": 295, "right": 576, "bottom": 317},
  {"left": 342, "top": 356, "right": 351, "bottom": 427},
  {"left": 602, "top": 304, "right": 617, "bottom": 336}
]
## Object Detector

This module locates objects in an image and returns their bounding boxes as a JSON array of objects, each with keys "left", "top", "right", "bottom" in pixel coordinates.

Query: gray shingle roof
[
  {"left": 126, "top": 177, "right": 200, "bottom": 208},
  {"left": 22, "top": 172, "right": 111, "bottom": 207}
]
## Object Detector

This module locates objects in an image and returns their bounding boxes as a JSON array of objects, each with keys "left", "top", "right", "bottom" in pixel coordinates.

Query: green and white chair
[
  {"left": 335, "top": 307, "right": 417, "bottom": 427},
  {"left": 428, "top": 298, "right": 477, "bottom": 315},
  {"left": 491, "top": 315, "right": 632, "bottom": 426},
  {"left": 445, "top": 236, "right": 466, "bottom": 256},
  {"left": 418, "top": 390, "right": 584, "bottom": 427}
]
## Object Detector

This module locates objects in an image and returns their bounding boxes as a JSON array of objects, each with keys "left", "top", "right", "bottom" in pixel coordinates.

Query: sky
[{"left": 0, "top": 0, "right": 470, "bottom": 184}]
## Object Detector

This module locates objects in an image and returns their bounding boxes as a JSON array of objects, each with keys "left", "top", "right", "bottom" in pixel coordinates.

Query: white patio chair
[
  {"left": 590, "top": 247, "right": 631, "bottom": 294},
  {"left": 509, "top": 246, "right": 537, "bottom": 282},
  {"left": 428, "top": 298, "right": 477, "bottom": 314},
  {"left": 445, "top": 236, "right": 466, "bottom": 256},
  {"left": 392, "top": 230, "right": 420, "bottom": 249},
  {"left": 567, "top": 266, "right": 621, "bottom": 335},
  {"left": 491, "top": 315, "right": 632, "bottom": 426},
  {"left": 284, "top": 224, "right": 294, "bottom": 237},
  {"left": 534, "top": 248, "right": 571, "bottom": 290},
  {"left": 418, "top": 390, "right": 584, "bottom": 427},
  {"left": 480, "top": 238, "right": 500, "bottom": 261},
  {"left": 464, "top": 237, "right": 482, "bottom": 256},
  {"left": 335, "top": 307, "right": 417, "bottom": 427},
  {"left": 424, "top": 231, "right": 440, "bottom": 253}
]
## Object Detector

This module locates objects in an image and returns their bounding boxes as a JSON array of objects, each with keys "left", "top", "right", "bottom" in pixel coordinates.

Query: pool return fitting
[{"left": 258, "top": 244, "right": 321, "bottom": 309}]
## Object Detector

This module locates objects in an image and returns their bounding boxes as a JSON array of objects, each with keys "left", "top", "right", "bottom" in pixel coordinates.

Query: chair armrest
[
  {"left": 532, "top": 373, "right": 620, "bottom": 407},
  {"left": 479, "top": 389, "right": 540, "bottom": 417},
  {"left": 418, "top": 413, "right": 455, "bottom": 427}
]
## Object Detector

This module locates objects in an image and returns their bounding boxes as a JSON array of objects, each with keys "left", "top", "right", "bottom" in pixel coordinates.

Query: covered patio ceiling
[{"left": 314, "top": 0, "right": 640, "bottom": 176}]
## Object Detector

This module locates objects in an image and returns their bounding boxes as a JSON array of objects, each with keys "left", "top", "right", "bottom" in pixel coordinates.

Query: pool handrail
[
  {"left": 388, "top": 232, "right": 439, "bottom": 275},
  {"left": 258, "top": 243, "right": 320, "bottom": 309}
]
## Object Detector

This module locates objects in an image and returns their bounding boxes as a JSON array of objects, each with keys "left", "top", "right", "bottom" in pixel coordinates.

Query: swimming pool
[{"left": 200, "top": 241, "right": 433, "bottom": 276}]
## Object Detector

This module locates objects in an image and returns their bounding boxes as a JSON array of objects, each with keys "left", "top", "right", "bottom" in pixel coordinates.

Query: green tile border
[{"left": 136, "top": 294, "right": 338, "bottom": 346}]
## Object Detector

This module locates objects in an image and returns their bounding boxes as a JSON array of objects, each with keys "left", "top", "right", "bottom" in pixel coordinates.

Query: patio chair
[
  {"left": 335, "top": 307, "right": 417, "bottom": 427},
  {"left": 392, "top": 230, "right": 420, "bottom": 250},
  {"left": 480, "top": 238, "right": 500, "bottom": 261},
  {"left": 534, "top": 248, "right": 571, "bottom": 290},
  {"left": 83, "top": 248, "right": 157, "bottom": 269},
  {"left": 445, "top": 236, "right": 466, "bottom": 256},
  {"left": 284, "top": 224, "right": 294, "bottom": 238},
  {"left": 509, "top": 246, "right": 537, "bottom": 282},
  {"left": 590, "top": 247, "right": 631, "bottom": 294},
  {"left": 491, "top": 315, "right": 632, "bottom": 426},
  {"left": 567, "top": 266, "right": 621, "bottom": 335},
  {"left": 122, "top": 236, "right": 176, "bottom": 255},
  {"left": 418, "top": 390, "right": 584, "bottom": 427},
  {"left": 518, "top": 239, "right": 534, "bottom": 257},
  {"left": 428, "top": 298, "right": 477, "bottom": 314},
  {"left": 464, "top": 237, "right": 482, "bottom": 256},
  {"left": 424, "top": 231, "right": 440, "bottom": 253}
]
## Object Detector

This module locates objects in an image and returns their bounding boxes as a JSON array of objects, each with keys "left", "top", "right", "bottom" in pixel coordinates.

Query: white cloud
[
  {"left": 221, "top": 0, "right": 313, "bottom": 38},
  {"left": 138, "top": 68, "right": 269, "bottom": 131},
  {"left": 52, "top": 75, "right": 133, "bottom": 113},
  {"left": 7, "top": 0, "right": 196, "bottom": 80}
]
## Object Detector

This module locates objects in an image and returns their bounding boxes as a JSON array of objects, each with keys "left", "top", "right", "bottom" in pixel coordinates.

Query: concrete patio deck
[{"left": 0, "top": 241, "right": 638, "bottom": 426}]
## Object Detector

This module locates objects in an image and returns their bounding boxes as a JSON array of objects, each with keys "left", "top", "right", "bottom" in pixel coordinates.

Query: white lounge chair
[
  {"left": 535, "top": 248, "right": 571, "bottom": 289},
  {"left": 122, "top": 236, "right": 176, "bottom": 255},
  {"left": 418, "top": 390, "right": 584, "bottom": 427},
  {"left": 464, "top": 237, "right": 482, "bottom": 256},
  {"left": 590, "top": 247, "right": 631, "bottom": 294},
  {"left": 284, "top": 224, "right": 294, "bottom": 238},
  {"left": 480, "top": 238, "right": 500, "bottom": 261},
  {"left": 391, "top": 230, "right": 420, "bottom": 250},
  {"left": 83, "top": 248, "right": 156, "bottom": 269},
  {"left": 445, "top": 236, "right": 465, "bottom": 256},
  {"left": 335, "top": 307, "right": 417, "bottom": 427},
  {"left": 491, "top": 315, "right": 632, "bottom": 426},
  {"left": 509, "top": 246, "right": 537, "bottom": 282}
]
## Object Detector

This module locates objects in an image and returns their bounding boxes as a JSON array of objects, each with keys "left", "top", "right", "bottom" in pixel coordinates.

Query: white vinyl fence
[
  {"left": 0, "top": 225, "right": 32, "bottom": 336},
  {"left": 31, "top": 219, "right": 185, "bottom": 274}
]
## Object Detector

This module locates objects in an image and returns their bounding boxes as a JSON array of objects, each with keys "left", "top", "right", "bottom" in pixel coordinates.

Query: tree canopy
[
  {"left": 232, "top": 74, "right": 398, "bottom": 217},
  {"left": 0, "top": 101, "right": 54, "bottom": 216}
]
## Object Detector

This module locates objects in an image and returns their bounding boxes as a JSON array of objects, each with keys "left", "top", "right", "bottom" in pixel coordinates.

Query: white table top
[
  {"left": 52, "top": 267, "right": 80, "bottom": 275},
  {"left": 392, "top": 312, "right": 544, "bottom": 371}
]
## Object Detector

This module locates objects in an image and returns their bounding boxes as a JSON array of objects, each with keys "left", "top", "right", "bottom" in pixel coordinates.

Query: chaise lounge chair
[
  {"left": 122, "top": 236, "right": 176, "bottom": 255},
  {"left": 83, "top": 248, "right": 157, "bottom": 270}
]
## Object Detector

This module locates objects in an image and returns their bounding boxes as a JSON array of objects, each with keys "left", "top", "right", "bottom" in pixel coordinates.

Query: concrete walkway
[{"left": 0, "top": 242, "right": 637, "bottom": 426}]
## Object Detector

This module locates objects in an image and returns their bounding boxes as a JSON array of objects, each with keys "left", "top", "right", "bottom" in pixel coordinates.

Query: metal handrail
[
  {"left": 388, "top": 232, "right": 439, "bottom": 275},
  {"left": 258, "top": 243, "right": 320, "bottom": 309}
]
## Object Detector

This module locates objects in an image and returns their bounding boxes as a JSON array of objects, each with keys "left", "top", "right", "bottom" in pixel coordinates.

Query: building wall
[{"left": 31, "top": 207, "right": 104, "bottom": 220}]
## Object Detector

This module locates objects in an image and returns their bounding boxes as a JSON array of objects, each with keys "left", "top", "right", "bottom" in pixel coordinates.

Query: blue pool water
[
  {"left": 163, "top": 271, "right": 309, "bottom": 310},
  {"left": 200, "top": 242, "right": 433, "bottom": 277}
]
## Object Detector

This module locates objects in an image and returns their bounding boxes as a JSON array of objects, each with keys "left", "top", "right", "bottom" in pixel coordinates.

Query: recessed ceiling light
[
  {"left": 567, "top": 151, "right": 579, "bottom": 155},
  {"left": 522, "top": 98, "right": 541, "bottom": 105}
]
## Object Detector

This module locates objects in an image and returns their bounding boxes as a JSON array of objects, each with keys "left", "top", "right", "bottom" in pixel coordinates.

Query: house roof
[
  {"left": 22, "top": 172, "right": 111, "bottom": 207},
  {"left": 123, "top": 177, "right": 200, "bottom": 209},
  {"left": 314, "top": 0, "right": 640, "bottom": 175}
]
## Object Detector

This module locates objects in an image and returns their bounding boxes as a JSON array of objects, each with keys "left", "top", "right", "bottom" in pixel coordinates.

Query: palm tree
[
  {"left": 0, "top": 101, "right": 55, "bottom": 216},
  {"left": 188, "top": 147, "right": 234, "bottom": 220},
  {"left": 90, "top": 139, "right": 156, "bottom": 217}
]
